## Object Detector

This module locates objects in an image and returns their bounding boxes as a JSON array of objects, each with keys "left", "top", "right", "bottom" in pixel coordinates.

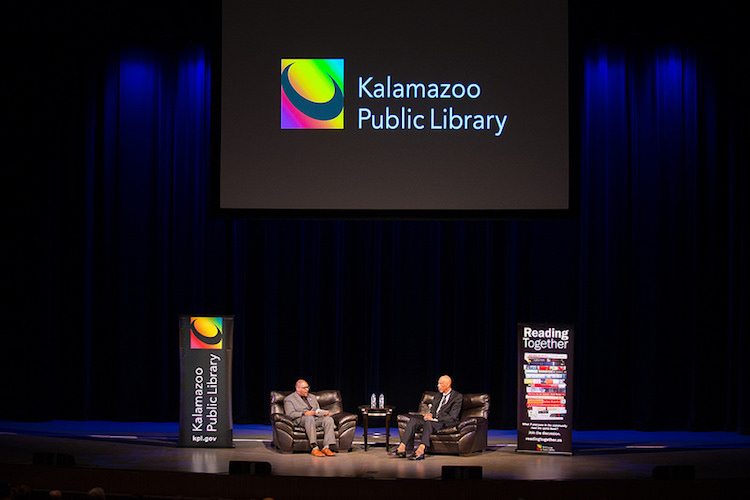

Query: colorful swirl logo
[
  {"left": 190, "top": 317, "right": 223, "bottom": 349},
  {"left": 281, "top": 59, "right": 344, "bottom": 129}
]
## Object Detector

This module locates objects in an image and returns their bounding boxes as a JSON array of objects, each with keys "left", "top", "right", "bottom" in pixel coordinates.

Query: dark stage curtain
[{"left": 3, "top": 4, "right": 748, "bottom": 433}]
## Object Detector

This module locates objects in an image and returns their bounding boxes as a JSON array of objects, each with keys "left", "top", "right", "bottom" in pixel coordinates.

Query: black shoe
[
  {"left": 410, "top": 453, "right": 425, "bottom": 460},
  {"left": 388, "top": 449, "right": 407, "bottom": 458}
]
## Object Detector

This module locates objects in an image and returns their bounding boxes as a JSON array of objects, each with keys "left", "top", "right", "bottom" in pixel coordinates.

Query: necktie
[
  {"left": 303, "top": 396, "right": 312, "bottom": 410},
  {"left": 435, "top": 393, "right": 448, "bottom": 416}
]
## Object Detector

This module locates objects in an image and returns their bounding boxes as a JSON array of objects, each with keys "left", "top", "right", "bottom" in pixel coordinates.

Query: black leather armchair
[
  {"left": 397, "top": 392, "right": 489, "bottom": 456},
  {"left": 270, "top": 390, "right": 358, "bottom": 453}
]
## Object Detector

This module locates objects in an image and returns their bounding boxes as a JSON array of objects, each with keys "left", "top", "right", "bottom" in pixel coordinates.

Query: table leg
[
  {"left": 363, "top": 414, "right": 369, "bottom": 451},
  {"left": 385, "top": 413, "right": 391, "bottom": 449}
]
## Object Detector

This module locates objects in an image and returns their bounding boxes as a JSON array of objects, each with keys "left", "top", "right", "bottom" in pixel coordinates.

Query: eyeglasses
[{"left": 300, "top": 386, "right": 310, "bottom": 390}]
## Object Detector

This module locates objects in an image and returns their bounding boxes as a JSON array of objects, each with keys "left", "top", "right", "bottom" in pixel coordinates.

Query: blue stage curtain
[
  {"left": 4, "top": 30, "right": 747, "bottom": 431},
  {"left": 577, "top": 42, "right": 747, "bottom": 431}
]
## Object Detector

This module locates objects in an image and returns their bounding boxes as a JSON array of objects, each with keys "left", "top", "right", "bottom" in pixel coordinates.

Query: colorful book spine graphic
[{"left": 524, "top": 352, "right": 568, "bottom": 420}]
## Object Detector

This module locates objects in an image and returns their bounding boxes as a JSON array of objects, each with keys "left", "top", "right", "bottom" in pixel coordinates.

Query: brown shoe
[
  {"left": 322, "top": 448, "right": 336, "bottom": 456},
  {"left": 311, "top": 448, "right": 325, "bottom": 457}
]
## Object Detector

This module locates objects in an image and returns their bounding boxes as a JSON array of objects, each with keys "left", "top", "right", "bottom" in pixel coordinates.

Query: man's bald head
[
  {"left": 437, "top": 375, "right": 452, "bottom": 393},
  {"left": 295, "top": 379, "right": 310, "bottom": 396}
]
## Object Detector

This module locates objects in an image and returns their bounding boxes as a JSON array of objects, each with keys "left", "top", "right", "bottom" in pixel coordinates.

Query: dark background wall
[{"left": 2, "top": 1, "right": 748, "bottom": 432}]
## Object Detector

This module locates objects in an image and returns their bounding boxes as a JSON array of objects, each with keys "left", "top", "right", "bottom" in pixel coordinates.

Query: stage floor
[
  {"left": 2, "top": 421, "right": 750, "bottom": 479},
  {"left": 2, "top": 421, "right": 750, "bottom": 499}
]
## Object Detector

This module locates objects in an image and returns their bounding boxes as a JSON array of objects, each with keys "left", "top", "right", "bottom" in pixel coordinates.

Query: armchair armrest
[
  {"left": 271, "top": 412, "right": 297, "bottom": 434},
  {"left": 397, "top": 413, "right": 418, "bottom": 426},
  {"left": 332, "top": 411, "right": 358, "bottom": 427},
  {"left": 457, "top": 416, "right": 487, "bottom": 436},
  {"left": 271, "top": 412, "right": 295, "bottom": 425}
]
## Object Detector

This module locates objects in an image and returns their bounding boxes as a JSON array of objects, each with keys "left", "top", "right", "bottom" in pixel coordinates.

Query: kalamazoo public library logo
[
  {"left": 190, "top": 317, "right": 223, "bottom": 349},
  {"left": 281, "top": 59, "right": 344, "bottom": 129},
  {"left": 280, "top": 58, "right": 508, "bottom": 136}
]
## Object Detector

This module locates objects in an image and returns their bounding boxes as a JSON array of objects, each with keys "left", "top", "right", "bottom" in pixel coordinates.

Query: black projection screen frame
[{"left": 212, "top": 0, "right": 577, "bottom": 220}]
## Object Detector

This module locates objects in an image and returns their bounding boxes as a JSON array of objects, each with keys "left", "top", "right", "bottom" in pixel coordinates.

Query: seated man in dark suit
[
  {"left": 391, "top": 375, "right": 462, "bottom": 460},
  {"left": 284, "top": 379, "right": 337, "bottom": 456}
]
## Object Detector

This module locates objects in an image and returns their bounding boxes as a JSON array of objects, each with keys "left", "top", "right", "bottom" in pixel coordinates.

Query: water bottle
[
  {"left": 379, "top": 393, "right": 385, "bottom": 408},
  {"left": 371, "top": 393, "right": 377, "bottom": 408}
]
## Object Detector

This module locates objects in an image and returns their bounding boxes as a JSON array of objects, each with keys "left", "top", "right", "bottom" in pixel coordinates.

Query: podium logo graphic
[
  {"left": 281, "top": 59, "right": 344, "bottom": 129},
  {"left": 190, "top": 317, "right": 223, "bottom": 349}
]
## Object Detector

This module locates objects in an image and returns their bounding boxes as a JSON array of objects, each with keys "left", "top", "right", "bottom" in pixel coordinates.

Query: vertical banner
[
  {"left": 179, "top": 316, "right": 234, "bottom": 447},
  {"left": 517, "top": 323, "right": 574, "bottom": 455}
]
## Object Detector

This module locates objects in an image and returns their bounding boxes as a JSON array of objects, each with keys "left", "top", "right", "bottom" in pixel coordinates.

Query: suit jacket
[
  {"left": 431, "top": 390, "right": 462, "bottom": 426},
  {"left": 284, "top": 391, "right": 322, "bottom": 424}
]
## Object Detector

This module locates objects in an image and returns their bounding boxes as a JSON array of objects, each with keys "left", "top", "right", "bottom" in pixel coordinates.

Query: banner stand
[
  {"left": 516, "top": 322, "right": 574, "bottom": 455},
  {"left": 179, "top": 316, "right": 234, "bottom": 448}
]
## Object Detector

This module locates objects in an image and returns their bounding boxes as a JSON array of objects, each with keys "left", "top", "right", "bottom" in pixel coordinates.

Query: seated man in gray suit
[
  {"left": 284, "top": 379, "right": 337, "bottom": 456},
  {"left": 391, "top": 375, "right": 462, "bottom": 460}
]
